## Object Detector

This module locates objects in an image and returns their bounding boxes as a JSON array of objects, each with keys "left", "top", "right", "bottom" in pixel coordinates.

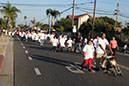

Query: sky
[{"left": 0, "top": 0, "right": 129, "bottom": 26}]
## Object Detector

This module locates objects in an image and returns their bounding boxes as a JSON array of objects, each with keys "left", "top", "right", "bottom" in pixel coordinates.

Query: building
[{"left": 66, "top": 13, "right": 92, "bottom": 29}]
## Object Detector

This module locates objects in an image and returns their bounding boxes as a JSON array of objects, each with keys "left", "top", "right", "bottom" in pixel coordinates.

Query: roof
[{"left": 67, "top": 13, "right": 93, "bottom": 19}]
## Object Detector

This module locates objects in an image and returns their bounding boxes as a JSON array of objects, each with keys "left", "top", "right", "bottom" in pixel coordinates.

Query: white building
[{"left": 66, "top": 13, "right": 92, "bottom": 29}]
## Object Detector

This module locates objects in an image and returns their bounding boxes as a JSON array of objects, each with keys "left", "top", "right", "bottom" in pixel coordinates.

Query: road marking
[
  {"left": 74, "top": 62, "right": 95, "bottom": 68},
  {"left": 66, "top": 63, "right": 84, "bottom": 73},
  {"left": 34, "top": 68, "right": 41, "bottom": 75},
  {"left": 25, "top": 50, "right": 29, "bottom": 54},
  {"left": 28, "top": 56, "right": 32, "bottom": 60},
  {"left": 72, "top": 61, "right": 129, "bottom": 72},
  {"left": 119, "top": 64, "right": 129, "bottom": 71},
  {"left": 23, "top": 46, "right": 25, "bottom": 49}
]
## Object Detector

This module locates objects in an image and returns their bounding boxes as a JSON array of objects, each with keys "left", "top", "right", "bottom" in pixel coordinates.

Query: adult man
[
  {"left": 95, "top": 33, "right": 113, "bottom": 71},
  {"left": 74, "top": 32, "right": 82, "bottom": 53},
  {"left": 93, "top": 35, "right": 99, "bottom": 49},
  {"left": 40, "top": 32, "right": 45, "bottom": 46}
]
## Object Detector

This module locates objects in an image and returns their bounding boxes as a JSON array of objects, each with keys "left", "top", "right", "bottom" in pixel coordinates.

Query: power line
[
  {"left": 61, "top": 6, "right": 73, "bottom": 14},
  {"left": 38, "top": 17, "right": 48, "bottom": 22},
  {"left": 0, "top": 3, "right": 72, "bottom": 7},
  {"left": 77, "top": 7, "right": 115, "bottom": 13},
  {"left": 76, "top": 7, "right": 115, "bottom": 14},
  {"left": 76, "top": 1, "right": 93, "bottom": 5},
  {"left": 97, "top": 1, "right": 129, "bottom": 8},
  {"left": 76, "top": 8, "right": 114, "bottom": 16}
]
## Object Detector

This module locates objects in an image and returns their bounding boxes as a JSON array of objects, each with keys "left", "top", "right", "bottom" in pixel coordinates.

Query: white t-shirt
[
  {"left": 40, "top": 33, "right": 45, "bottom": 40},
  {"left": 44, "top": 34, "right": 48, "bottom": 40},
  {"left": 93, "top": 38, "right": 98, "bottom": 48},
  {"left": 83, "top": 44, "right": 94, "bottom": 59},
  {"left": 96, "top": 38, "right": 109, "bottom": 53},
  {"left": 52, "top": 39, "right": 58, "bottom": 47},
  {"left": 60, "top": 38, "right": 66, "bottom": 47},
  {"left": 84, "top": 38, "right": 87, "bottom": 44},
  {"left": 9, "top": 31, "right": 12, "bottom": 36},
  {"left": 67, "top": 40, "right": 73, "bottom": 47},
  {"left": 123, "top": 45, "right": 127, "bottom": 49},
  {"left": 35, "top": 34, "right": 39, "bottom": 40},
  {"left": 25, "top": 34, "right": 29, "bottom": 38},
  {"left": 64, "top": 35, "right": 67, "bottom": 41}
]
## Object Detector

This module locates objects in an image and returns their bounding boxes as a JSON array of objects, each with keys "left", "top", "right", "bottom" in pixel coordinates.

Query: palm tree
[
  {"left": 50, "top": 9, "right": 60, "bottom": 25},
  {"left": 46, "top": 9, "right": 60, "bottom": 32},
  {"left": 56, "top": 26, "right": 64, "bottom": 32},
  {"left": 30, "top": 18, "right": 36, "bottom": 29},
  {"left": 46, "top": 9, "right": 52, "bottom": 32},
  {"left": 0, "top": 2, "right": 21, "bottom": 29},
  {"left": 18, "top": 24, "right": 24, "bottom": 29},
  {"left": 35, "top": 22, "right": 43, "bottom": 30},
  {"left": 24, "top": 16, "right": 27, "bottom": 25}
]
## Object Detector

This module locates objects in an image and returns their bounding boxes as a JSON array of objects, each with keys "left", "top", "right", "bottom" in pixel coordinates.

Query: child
[
  {"left": 81, "top": 39, "right": 95, "bottom": 72},
  {"left": 67, "top": 37, "right": 74, "bottom": 52},
  {"left": 25, "top": 33, "right": 29, "bottom": 42},
  {"left": 51, "top": 36, "right": 58, "bottom": 52},
  {"left": 60, "top": 36, "right": 66, "bottom": 52}
]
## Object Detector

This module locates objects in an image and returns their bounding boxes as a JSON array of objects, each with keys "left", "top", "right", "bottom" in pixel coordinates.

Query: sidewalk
[{"left": 0, "top": 36, "right": 13, "bottom": 86}]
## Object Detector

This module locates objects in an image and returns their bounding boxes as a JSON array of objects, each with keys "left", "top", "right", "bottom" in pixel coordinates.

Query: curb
[
  {"left": 0, "top": 55, "right": 4, "bottom": 72},
  {"left": 0, "top": 37, "right": 10, "bottom": 73}
]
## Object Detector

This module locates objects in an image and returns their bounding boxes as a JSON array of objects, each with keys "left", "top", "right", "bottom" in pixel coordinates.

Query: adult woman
[
  {"left": 110, "top": 37, "right": 119, "bottom": 56},
  {"left": 81, "top": 39, "right": 95, "bottom": 72}
]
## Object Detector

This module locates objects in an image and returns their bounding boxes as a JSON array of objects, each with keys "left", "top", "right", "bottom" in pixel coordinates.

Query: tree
[
  {"left": 56, "top": 26, "right": 64, "bottom": 32},
  {"left": 53, "top": 18, "right": 72, "bottom": 32},
  {"left": 18, "top": 24, "right": 24, "bottom": 29},
  {"left": 46, "top": 9, "right": 60, "bottom": 27},
  {"left": 122, "top": 23, "right": 129, "bottom": 35},
  {"left": 35, "top": 22, "right": 43, "bottom": 29},
  {"left": 79, "top": 16, "right": 122, "bottom": 38},
  {"left": 0, "top": 18, "right": 6, "bottom": 30},
  {"left": 30, "top": 19, "right": 36, "bottom": 28},
  {"left": 40, "top": 24, "right": 49, "bottom": 31},
  {"left": 24, "top": 16, "right": 27, "bottom": 25},
  {"left": 0, "top": 2, "right": 21, "bottom": 29}
]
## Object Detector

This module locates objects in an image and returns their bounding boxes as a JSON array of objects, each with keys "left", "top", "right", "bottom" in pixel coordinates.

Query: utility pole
[
  {"left": 48, "top": 15, "right": 50, "bottom": 33},
  {"left": 92, "top": 0, "right": 96, "bottom": 39},
  {"left": 115, "top": 3, "right": 120, "bottom": 29},
  {"left": 72, "top": 0, "right": 75, "bottom": 27}
]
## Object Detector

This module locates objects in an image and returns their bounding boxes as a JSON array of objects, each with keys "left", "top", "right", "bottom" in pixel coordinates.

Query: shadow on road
[{"left": 31, "top": 54, "right": 75, "bottom": 67}]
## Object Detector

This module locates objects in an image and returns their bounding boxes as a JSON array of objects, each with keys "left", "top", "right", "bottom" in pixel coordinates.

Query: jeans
[
  {"left": 74, "top": 43, "right": 81, "bottom": 53},
  {"left": 40, "top": 39, "right": 44, "bottom": 45}
]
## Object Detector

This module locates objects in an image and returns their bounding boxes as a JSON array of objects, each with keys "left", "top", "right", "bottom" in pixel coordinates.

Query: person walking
[
  {"left": 74, "top": 32, "right": 83, "bottom": 53},
  {"left": 81, "top": 39, "right": 95, "bottom": 72},
  {"left": 60, "top": 36, "right": 66, "bottom": 52},
  {"left": 67, "top": 37, "right": 74, "bottom": 52},
  {"left": 110, "top": 37, "right": 119, "bottom": 56},
  {"left": 51, "top": 36, "right": 58, "bottom": 52},
  {"left": 93, "top": 35, "right": 99, "bottom": 51},
  {"left": 123, "top": 44, "right": 128, "bottom": 54},
  {"left": 95, "top": 33, "right": 113, "bottom": 71}
]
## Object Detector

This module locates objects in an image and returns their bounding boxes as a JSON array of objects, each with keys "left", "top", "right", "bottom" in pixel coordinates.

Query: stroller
[{"left": 102, "top": 54, "right": 123, "bottom": 76}]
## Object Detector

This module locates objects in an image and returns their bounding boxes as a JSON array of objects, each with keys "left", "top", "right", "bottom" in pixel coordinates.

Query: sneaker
[
  {"left": 95, "top": 68, "right": 100, "bottom": 71},
  {"left": 103, "top": 70, "right": 108, "bottom": 74},
  {"left": 89, "top": 69, "right": 95, "bottom": 73},
  {"left": 81, "top": 66, "right": 84, "bottom": 70}
]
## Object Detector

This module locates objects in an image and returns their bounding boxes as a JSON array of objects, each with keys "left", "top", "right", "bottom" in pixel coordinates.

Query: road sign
[{"left": 73, "top": 25, "right": 77, "bottom": 33}]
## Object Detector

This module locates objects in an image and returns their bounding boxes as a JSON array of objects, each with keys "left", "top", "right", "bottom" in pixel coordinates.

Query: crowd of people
[{"left": 8, "top": 30, "right": 128, "bottom": 73}]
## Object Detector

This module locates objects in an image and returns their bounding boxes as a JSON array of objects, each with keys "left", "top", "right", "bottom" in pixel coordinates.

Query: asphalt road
[{"left": 14, "top": 36, "right": 129, "bottom": 86}]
